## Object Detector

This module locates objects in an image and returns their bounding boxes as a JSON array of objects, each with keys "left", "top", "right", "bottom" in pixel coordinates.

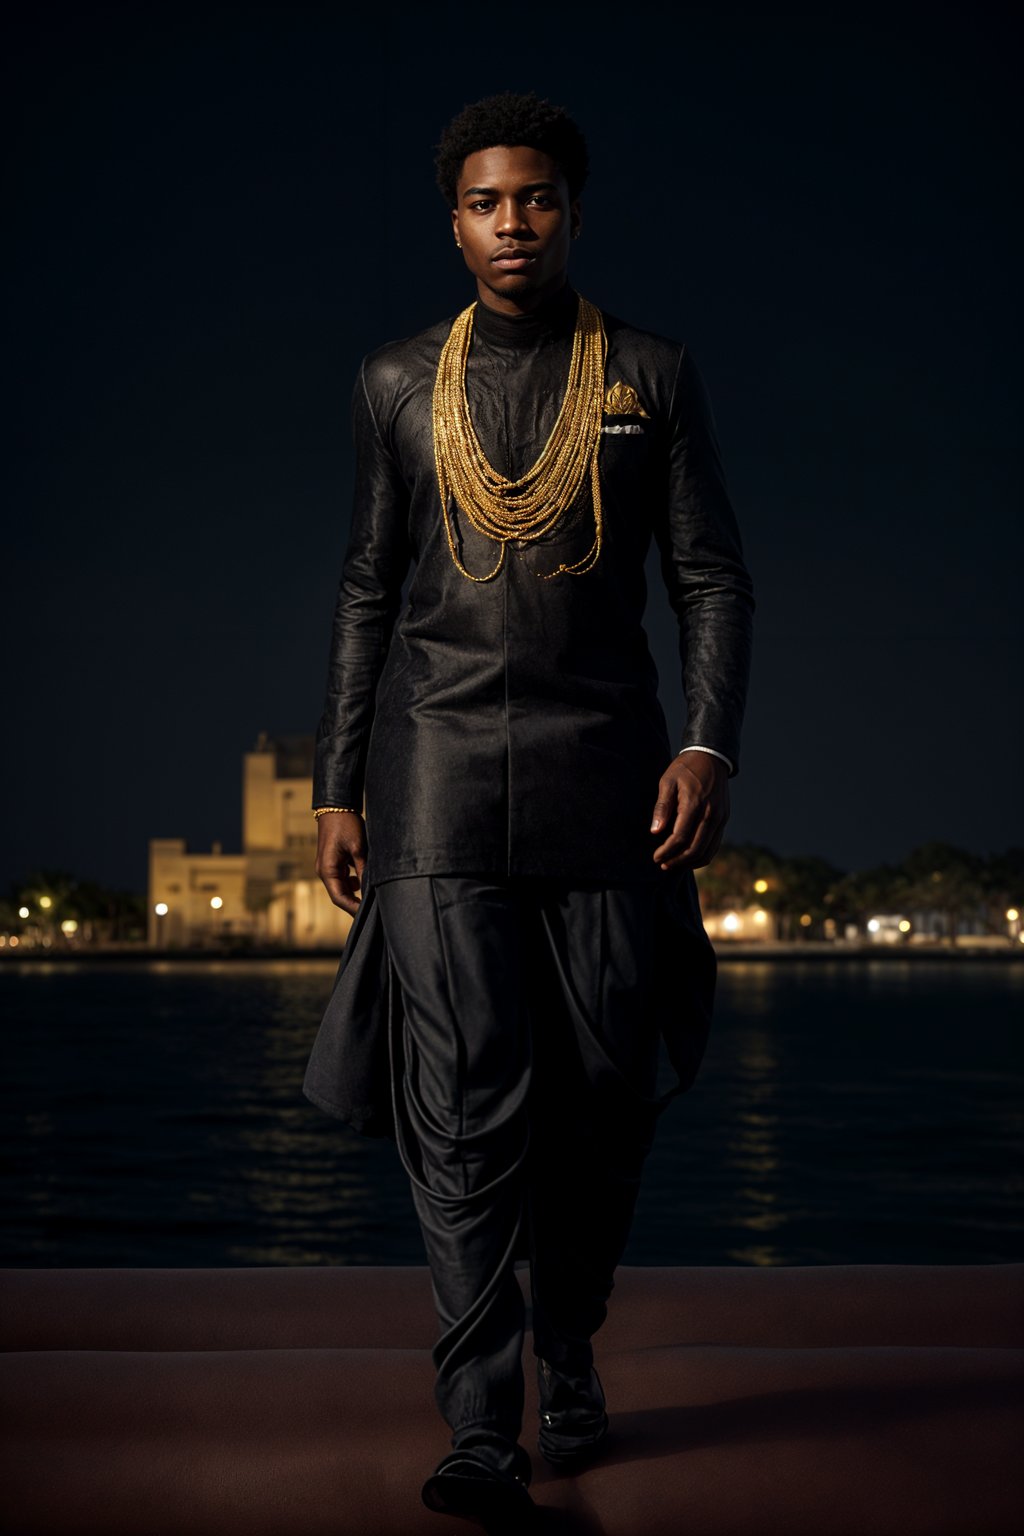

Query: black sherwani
[
  {"left": 309, "top": 280, "right": 755, "bottom": 886},
  {"left": 303, "top": 280, "right": 755, "bottom": 1140}
]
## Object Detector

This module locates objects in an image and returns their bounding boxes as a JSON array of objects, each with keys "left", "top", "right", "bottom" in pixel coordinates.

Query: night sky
[{"left": 4, "top": 3, "right": 1020, "bottom": 896}]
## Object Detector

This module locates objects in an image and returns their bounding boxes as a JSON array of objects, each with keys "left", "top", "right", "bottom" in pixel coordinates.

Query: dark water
[{"left": 1, "top": 959, "right": 1021, "bottom": 1268}]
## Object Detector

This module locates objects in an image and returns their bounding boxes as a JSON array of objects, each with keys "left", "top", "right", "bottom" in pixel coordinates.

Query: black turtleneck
[
  {"left": 470, "top": 280, "right": 580, "bottom": 349},
  {"left": 460, "top": 280, "right": 581, "bottom": 482}
]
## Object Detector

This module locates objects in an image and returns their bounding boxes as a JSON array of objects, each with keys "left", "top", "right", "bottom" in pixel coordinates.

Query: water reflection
[
  {"left": 722, "top": 1037, "right": 785, "bottom": 1264},
  {"left": 2, "top": 958, "right": 1021, "bottom": 1268}
]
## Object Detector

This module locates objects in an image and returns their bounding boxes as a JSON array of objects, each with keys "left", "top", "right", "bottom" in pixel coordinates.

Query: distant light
[
  {"left": 154, "top": 902, "right": 169, "bottom": 916},
  {"left": 898, "top": 919, "right": 911, "bottom": 933},
  {"left": 18, "top": 906, "right": 29, "bottom": 919},
  {"left": 867, "top": 918, "right": 880, "bottom": 932},
  {"left": 210, "top": 896, "right": 223, "bottom": 910},
  {"left": 8, "top": 936, "right": 18, "bottom": 948},
  {"left": 60, "top": 920, "right": 78, "bottom": 935},
  {"left": 39, "top": 895, "right": 53, "bottom": 910},
  {"left": 753, "top": 909, "right": 768, "bottom": 924},
  {"left": 1019, "top": 933, "right": 1024, "bottom": 946},
  {"left": 723, "top": 912, "right": 741, "bottom": 931},
  {"left": 799, "top": 913, "right": 812, "bottom": 927},
  {"left": 753, "top": 878, "right": 768, "bottom": 894},
  {"left": 1007, "top": 908, "right": 1019, "bottom": 922}
]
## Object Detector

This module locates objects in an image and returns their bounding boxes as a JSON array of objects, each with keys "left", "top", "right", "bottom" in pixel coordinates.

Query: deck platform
[{"left": 2, "top": 1262, "right": 1022, "bottom": 1533}]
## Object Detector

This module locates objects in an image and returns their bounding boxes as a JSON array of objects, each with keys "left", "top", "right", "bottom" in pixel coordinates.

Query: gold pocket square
[{"left": 603, "top": 380, "right": 650, "bottom": 417}]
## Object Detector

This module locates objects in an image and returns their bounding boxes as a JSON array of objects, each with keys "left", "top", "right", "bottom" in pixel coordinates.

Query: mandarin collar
[{"left": 469, "top": 281, "right": 580, "bottom": 349}]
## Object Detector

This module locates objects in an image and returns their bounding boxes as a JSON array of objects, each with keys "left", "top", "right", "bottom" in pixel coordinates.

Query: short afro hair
[{"left": 434, "top": 90, "right": 589, "bottom": 208}]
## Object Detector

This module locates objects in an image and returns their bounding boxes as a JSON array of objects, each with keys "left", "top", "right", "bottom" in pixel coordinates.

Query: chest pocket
[{"left": 598, "top": 413, "right": 657, "bottom": 489}]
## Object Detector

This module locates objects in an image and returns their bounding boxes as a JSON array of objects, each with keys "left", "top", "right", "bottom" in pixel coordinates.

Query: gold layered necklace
[{"left": 432, "top": 291, "right": 608, "bottom": 581}]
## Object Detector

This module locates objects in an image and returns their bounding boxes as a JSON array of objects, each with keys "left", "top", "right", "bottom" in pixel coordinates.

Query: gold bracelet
[{"left": 313, "top": 805, "right": 361, "bottom": 819}]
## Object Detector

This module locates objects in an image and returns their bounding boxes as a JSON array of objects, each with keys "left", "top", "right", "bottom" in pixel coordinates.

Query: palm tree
[
  {"left": 773, "top": 854, "right": 846, "bottom": 941},
  {"left": 897, "top": 842, "right": 987, "bottom": 946}
]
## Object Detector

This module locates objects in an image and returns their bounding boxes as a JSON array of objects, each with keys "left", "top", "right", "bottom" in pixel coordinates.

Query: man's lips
[{"left": 491, "top": 249, "right": 536, "bottom": 268}]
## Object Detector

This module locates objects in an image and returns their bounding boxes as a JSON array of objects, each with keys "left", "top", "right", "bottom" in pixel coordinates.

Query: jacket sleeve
[
  {"left": 311, "top": 359, "right": 412, "bottom": 810},
  {"left": 652, "top": 343, "right": 755, "bottom": 778}
]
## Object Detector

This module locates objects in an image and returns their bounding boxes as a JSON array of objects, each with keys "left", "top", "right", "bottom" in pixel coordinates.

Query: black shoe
[
  {"left": 421, "top": 1450, "right": 536, "bottom": 1533},
  {"left": 536, "top": 1355, "right": 610, "bottom": 1468}
]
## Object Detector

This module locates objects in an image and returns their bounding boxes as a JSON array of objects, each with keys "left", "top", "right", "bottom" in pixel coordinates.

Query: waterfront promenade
[
  {"left": 4, "top": 937, "right": 1023, "bottom": 962},
  {"left": 2, "top": 1260, "right": 1021, "bottom": 1533}
]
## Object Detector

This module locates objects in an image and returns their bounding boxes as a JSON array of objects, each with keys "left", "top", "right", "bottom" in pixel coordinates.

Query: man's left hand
[{"left": 650, "top": 751, "right": 730, "bottom": 871}]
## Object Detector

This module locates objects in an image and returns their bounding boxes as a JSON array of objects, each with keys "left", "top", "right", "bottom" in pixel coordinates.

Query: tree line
[{"left": 2, "top": 840, "right": 1021, "bottom": 947}]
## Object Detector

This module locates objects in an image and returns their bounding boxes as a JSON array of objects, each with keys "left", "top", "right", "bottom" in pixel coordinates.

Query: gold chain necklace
[{"left": 432, "top": 291, "right": 608, "bottom": 581}]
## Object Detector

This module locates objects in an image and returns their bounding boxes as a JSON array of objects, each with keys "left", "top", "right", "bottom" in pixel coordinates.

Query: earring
[{"left": 456, "top": 240, "right": 462, "bottom": 249}]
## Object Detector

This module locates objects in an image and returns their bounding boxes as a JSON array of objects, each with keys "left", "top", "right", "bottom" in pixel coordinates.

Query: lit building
[
  {"left": 147, "top": 731, "right": 354, "bottom": 949},
  {"left": 700, "top": 903, "right": 779, "bottom": 943}
]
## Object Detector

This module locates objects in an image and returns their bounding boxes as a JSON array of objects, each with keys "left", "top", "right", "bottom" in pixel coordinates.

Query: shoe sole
[{"left": 422, "top": 1470, "right": 535, "bottom": 1530}]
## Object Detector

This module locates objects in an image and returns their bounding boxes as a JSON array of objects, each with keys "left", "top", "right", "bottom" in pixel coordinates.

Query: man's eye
[
  {"left": 528, "top": 195, "right": 552, "bottom": 205},
  {"left": 470, "top": 200, "right": 493, "bottom": 211}
]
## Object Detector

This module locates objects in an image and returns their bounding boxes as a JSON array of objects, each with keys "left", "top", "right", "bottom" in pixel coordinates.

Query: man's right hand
[{"left": 315, "top": 811, "right": 367, "bottom": 916}]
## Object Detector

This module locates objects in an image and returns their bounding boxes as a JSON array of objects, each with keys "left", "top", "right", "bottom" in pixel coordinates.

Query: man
[{"left": 306, "top": 91, "right": 755, "bottom": 1531}]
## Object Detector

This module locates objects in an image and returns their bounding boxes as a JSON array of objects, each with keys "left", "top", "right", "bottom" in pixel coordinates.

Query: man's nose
[{"left": 495, "top": 199, "right": 533, "bottom": 237}]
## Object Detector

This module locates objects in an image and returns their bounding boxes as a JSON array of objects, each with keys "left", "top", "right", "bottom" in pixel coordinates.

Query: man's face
[{"left": 451, "top": 144, "right": 580, "bottom": 313}]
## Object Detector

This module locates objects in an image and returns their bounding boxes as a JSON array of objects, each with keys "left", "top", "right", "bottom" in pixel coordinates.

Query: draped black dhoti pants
[{"left": 375, "top": 872, "right": 671, "bottom": 1480}]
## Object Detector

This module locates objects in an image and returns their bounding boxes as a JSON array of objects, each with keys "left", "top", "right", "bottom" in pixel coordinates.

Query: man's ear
[
  {"left": 570, "top": 197, "right": 582, "bottom": 240},
  {"left": 450, "top": 206, "right": 461, "bottom": 247}
]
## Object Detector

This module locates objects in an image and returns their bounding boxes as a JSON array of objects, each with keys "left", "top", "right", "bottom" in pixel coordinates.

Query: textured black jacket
[{"left": 311, "top": 280, "right": 755, "bottom": 887}]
